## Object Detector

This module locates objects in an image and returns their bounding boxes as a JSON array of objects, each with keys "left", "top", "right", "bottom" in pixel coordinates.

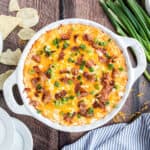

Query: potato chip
[
  {"left": 16, "top": 8, "right": 39, "bottom": 28},
  {"left": 0, "top": 70, "right": 14, "bottom": 90},
  {"left": 18, "top": 28, "right": 35, "bottom": 40},
  {"left": 9, "top": 0, "right": 20, "bottom": 12},
  {"left": 0, "top": 48, "right": 21, "bottom": 65},
  {"left": 0, "top": 15, "right": 20, "bottom": 39}
]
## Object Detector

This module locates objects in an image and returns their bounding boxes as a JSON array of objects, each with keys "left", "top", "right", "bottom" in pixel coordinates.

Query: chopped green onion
[
  {"left": 36, "top": 84, "right": 42, "bottom": 91},
  {"left": 63, "top": 41, "right": 69, "bottom": 49},
  {"left": 61, "top": 97, "right": 68, "bottom": 104},
  {"left": 68, "top": 79, "right": 73, "bottom": 85},
  {"left": 77, "top": 114, "right": 81, "bottom": 118},
  {"left": 54, "top": 81, "right": 60, "bottom": 87},
  {"left": 52, "top": 38, "right": 60, "bottom": 48},
  {"left": 118, "top": 67, "right": 124, "bottom": 71},
  {"left": 80, "top": 81, "right": 83, "bottom": 85},
  {"left": 105, "top": 101, "right": 110, "bottom": 106},
  {"left": 47, "top": 68, "right": 52, "bottom": 75},
  {"left": 79, "top": 44, "right": 86, "bottom": 50},
  {"left": 108, "top": 63, "right": 114, "bottom": 70},
  {"left": 54, "top": 100, "right": 61, "bottom": 106},
  {"left": 68, "top": 95, "right": 75, "bottom": 99},
  {"left": 80, "top": 61, "right": 86, "bottom": 70},
  {"left": 105, "top": 53, "right": 111, "bottom": 59},
  {"left": 68, "top": 57, "right": 75, "bottom": 63},
  {"left": 44, "top": 45, "right": 52, "bottom": 56},
  {"left": 90, "top": 91, "right": 95, "bottom": 95},
  {"left": 28, "top": 69, "right": 35, "bottom": 74},
  {"left": 89, "top": 67, "right": 94, "bottom": 72},
  {"left": 36, "top": 109, "right": 41, "bottom": 114},
  {"left": 114, "top": 84, "right": 119, "bottom": 89},
  {"left": 68, "top": 112, "right": 74, "bottom": 117},
  {"left": 94, "top": 84, "right": 100, "bottom": 90},
  {"left": 86, "top": 49, "right": 93, "bottom": 53},
  {"left": 95, "top": 39, "right": 109, "bottom": 46},
  {"left": 87, "top": 107, "right": 94, "bottom": 114},
  {"left": 77, "top": 75, "right": 82, "bottom": 80}
]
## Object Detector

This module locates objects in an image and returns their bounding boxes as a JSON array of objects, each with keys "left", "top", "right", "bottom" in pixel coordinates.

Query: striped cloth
[{"left": 62, "top": 113, "right": 150, "bottom": 150}]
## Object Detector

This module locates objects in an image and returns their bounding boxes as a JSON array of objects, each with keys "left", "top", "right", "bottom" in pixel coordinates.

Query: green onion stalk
[{"left": 99, "top": 0, "right": 150, "bottom": 80}]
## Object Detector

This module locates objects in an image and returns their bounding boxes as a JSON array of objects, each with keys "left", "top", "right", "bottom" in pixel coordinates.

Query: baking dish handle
[
  {"left": 120, "top": 37, "right": 147, "bottom": 83},
  {"left": 3, "top": 71, "right": 31, "bottom": 116}
]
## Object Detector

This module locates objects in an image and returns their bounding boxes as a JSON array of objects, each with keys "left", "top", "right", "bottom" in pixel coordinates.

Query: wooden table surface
[{"left": 0, "top": 0, "right": 150, "bottom": 150}]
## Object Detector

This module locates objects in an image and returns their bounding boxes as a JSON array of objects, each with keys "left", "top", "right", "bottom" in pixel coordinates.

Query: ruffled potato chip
[
  {"left": 0, "top": 15, "right": 20, "bottom": 39},
  {"left": 0, "top": 48, "right": 21, "bottom": 65},
  {"left": 0, "top": 70, "right": 14, "bottom": 90},
  {"left": 18, "top": 28, "right": 35, "bottom": 40},
  {"left": 9, "top": 0, "right": 20, "bottom": 12},
  {"left": 16, "top": 8, "right": 39, "bottom": 28}
]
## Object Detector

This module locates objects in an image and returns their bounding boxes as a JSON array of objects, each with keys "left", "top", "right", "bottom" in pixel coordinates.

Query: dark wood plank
[
  {"left": 0, "top": 0, "right": 59, "bottom": 150},
  {"left": 59, "top": 0, "right": 150, "bottom": 148}
]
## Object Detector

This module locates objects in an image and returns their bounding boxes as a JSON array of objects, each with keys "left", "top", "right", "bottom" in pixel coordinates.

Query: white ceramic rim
[
  {"left": 0, "top": 108, "right": 15, "bottom": 150},
  {"left": 12, "top": 117, "right": 33, "bottom": 150},
  {"left": 3, "top": 18, "right": 147, "bottom": 132}
]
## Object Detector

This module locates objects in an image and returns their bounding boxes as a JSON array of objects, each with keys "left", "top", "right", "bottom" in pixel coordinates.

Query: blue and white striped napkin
[{"left": 62, "top": 113, "right": 150, "bottom": 150}]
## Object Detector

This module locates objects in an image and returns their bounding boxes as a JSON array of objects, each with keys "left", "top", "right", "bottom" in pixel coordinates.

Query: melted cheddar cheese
[{"left": 23, "top": 24, "right": 127, "bottom": 126}]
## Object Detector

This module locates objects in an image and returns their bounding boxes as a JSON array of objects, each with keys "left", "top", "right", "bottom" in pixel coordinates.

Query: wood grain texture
[
  {"left": 0, "top": 0, "right": 150, "bottom": 149},
  {"left": 0, "top": 0, "right": 59, "bottom": 150}
]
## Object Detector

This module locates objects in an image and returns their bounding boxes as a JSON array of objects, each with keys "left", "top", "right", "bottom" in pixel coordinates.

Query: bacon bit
[
  {"left": 24, "top": 88, "right": 31, "bottom": 92},
  {"left": 74, "top": 83, "right": 81, "bottom": 94},
  {"left": 33, "top": 66, "right": 41, "bottom": 73},
  {"left": 96, "top": 73, "right": 114, "bottom": 102},
  {"left": 80, "top": 88, "right": 88, "bottom": 97},
  {"left": 61, "top": 32, "right": 71, "bottom": 40},
  {"left": 42, "top": 90, "right": 51, "bottom": 103},
  {"left": 83, "top": 34, "right": 100, "bottom": 49},
  {"left": 59, "top": 77, "right": 70, "bottom": 83},
  {"left": 93, "top": 101, "right": 105, "bottom": 108},
  {"left": 40, "top": 72, "right": 49, "bottom": 81},
  {"left": 137, "top": 93, "right": 144, "bottom": 97},
  {"left": 96, "top": 48, "right": 106, "bottom": 54},
  {"left": 101, "top": 73, "right": 112, "bottom": 86},
  {"left": 76, "top": 55, "right": 84, "bottom": 65},
  {"left": 112, "top": 69, "right": 118, "bottom": 78},
  {"left": 74, "top": 83, "right": 88, "bottom": 97},
  {"left": 58, "top": 51, "right": 65, "bottom": 61},
  {"left": 98, "top": 56, "right": 107, "bottom": 63},
  {"left": 29, "top": 100, "right": 39, "bottom": 108},
  {"left": 71, "top": 46, "right": 79, "bottom": 51},
  {"left": 83, "top": 34, "right": 93, "bottom": 43},
  {"left": 63, "top": 112, "right": 76, "bottom": 123},
  {"left": 85, "top": 59, "right": 95, "bottom": 68},
  {"left": 55, "top": 90, "right": 67, "bottom": 99},
  {"left": 92, "top": 43, "right": 101, "bottom": 49},
  {"left": 31, "top": 77, "right": 40, "bottom": 87},
  {"left": 78, "top": 101, "right": 87, "bottom": 116},
  {"left": 96, "top": 84, "right": 114, "bottom": 102},
  {"left": 71, "top": 67, "right": 79, "bottom": 76},
  {"left": 45, "top": 72, "right": 51, "bottom": 79},
  {"left": 59, "top": 69, "right": 70, "bottom": 74},
  {"left": 83, "top": 72, "right": 95, "bottom": 81},
  {"left": 32, "top": 55, "right": 40, "bottom": 63},
  {"left": 73, "top": 34, "right": 78, "bottom": 42},
  {"left": 34, "top": 92, "right": 39, "bottom": 97},
  {"left": 107, "top": 56, "right": 117, "bottom": 64}
]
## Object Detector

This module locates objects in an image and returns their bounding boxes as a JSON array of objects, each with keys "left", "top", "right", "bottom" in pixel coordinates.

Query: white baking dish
[{"left": 2, "top": 19, "right": 146, "bottom": 132}]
